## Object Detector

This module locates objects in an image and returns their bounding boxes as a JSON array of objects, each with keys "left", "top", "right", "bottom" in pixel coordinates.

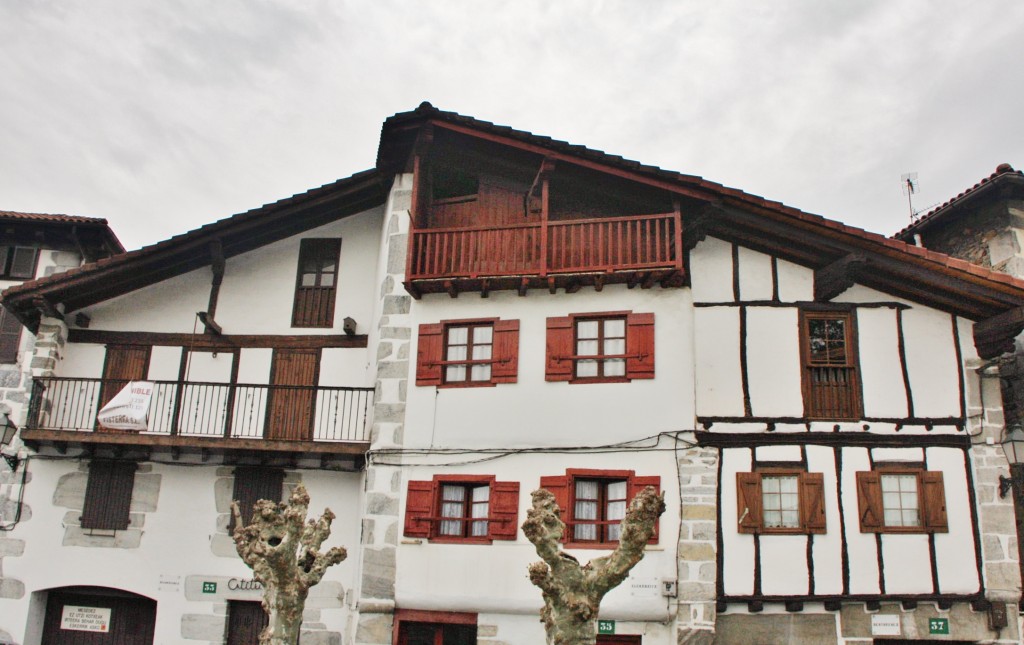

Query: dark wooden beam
[
  {"left": 815, "top": 254, "right": 867, "bottom": 301},
  {"left": 68, "top": 329, "right": 368, "bottom": 350},
  {"left": 974, "top": 306, "right": 1024, "bottom": 359}
]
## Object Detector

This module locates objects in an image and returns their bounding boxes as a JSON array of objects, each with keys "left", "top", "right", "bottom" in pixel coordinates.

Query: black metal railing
[{"left": 28, "top": 377, "right": 374, "bottom": 443}]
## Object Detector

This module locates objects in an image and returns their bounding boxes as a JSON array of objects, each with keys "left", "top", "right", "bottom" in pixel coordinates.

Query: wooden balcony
[
  {"left": 405, "top": 212, "right": 684, "bottom": 297},
  {"left": 20, "top": 377, "right": 374, "bottom": 468}
]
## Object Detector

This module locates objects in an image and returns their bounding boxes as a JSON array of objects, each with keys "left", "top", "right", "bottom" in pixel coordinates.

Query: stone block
[
  {"left": 392, "top": 190, "right": 412, "bottom": 212},
  {"left": 373, "top": 403, "right": 406, "bottom": 422},
  {"left": 377, "top": 342, "right": 394, "bottom": 361},
  {"left": 53, "top": 471, "right": 87, "bottom": 508},
  {"left": 298, "top": 631, "right": 342, "bottom": 645},
  {"left": 478, "top": 625, "right": 498, "bottom": 637},
  {"left": 0, "top": 538, "right": 25, "bottom": 557},
  {"left": 180, "top": 613, "right": 226, "bottom": 641},
  {"left": 698, "top": 562, "right": 716, "bottom": 582},
  {"left": 677, "top": 581, "right": 714, "bottom": 601},
  {"left": 361, "top": 547, "right": 396, "bottom": 599},
  {"left": 397, "top": 344, "right": 409, "bottom": 361},
  {"left": 0, "top": 577, "right": 25, "bottom": 599},
  {"left": 381, "top": 327, "right": 411, "bottom": 340},
  {"left": 387, "top": 236, "right": 408, "bottom": 274},
  {"left": 4, "top": 391, "right": 26, "bottom": 404},
  {"left": 356, "top": 613, "right": 394, "bottom": 645},
  {"left": 62, "top": 526, "right": 142, "bottom": 549},
  {"left": 376, "top": 362, "right": 410, "bottom": 379},
  {"left": 130, "top": 473, "right": 161, "bottom": 512},
  {"left": 680, "top": 543, "right": 715, "bottom": 561},
  {"left": 0, "top": 369, "right": 21, "bottom": 389},
  {"left": 682, "top": 505, "right": 715, "bottom": 520},
  {"left": 382, "top": 295, "right": 411, "bottom": 315},
  {"left": 981, "top": 507, "right": 1017, "bottom": 535},
  {"left": 362, "top": 519, "right": 375, "bottom": 544},
  {"left": 985, "top": 562, "right": 1022, "bottom": 596},
  {"left": 983, "top": 535, "right": 1006, "bottom": 560},
  {"left": 380, "top": 275, "right": 395, "bottom": 298},
  {"left": 715, "top": 614, "right": 837, "bottom": 644},
  {"left": 366, "top": 492, "right": 397, "bottom": 516},
  {"left": 214, "top": 476, "right": 233, "bottom": 513},
  {"left": 210, "top": 534, "right": 237, "bottom": 558},
  {"left": 384, "top": 519, "right": 397, "bottom": 545},
  {"left": 691, "top": 522, "right": 715, "bottom": 541},
  {"left": 677, "top": 627, "right": 714, "bottom": 645}
]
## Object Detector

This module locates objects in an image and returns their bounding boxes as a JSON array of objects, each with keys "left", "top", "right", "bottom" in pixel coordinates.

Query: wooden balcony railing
[
  {"left": 27, "top": 377, "right": 373, "bottom": 443},
  {"left": 408, "top": 212, "right": 681, "bottom": 280},
  {"left": 805, "top": 366, "right": 860, "bottom": 420}
]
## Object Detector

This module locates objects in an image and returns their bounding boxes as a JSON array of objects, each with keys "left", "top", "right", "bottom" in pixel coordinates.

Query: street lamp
[
  {"left": 0, "top": 413, "right": 19, "bottom": 470},
  {"left": 998, "top": 425, "right": 1024, "bottom": 498}
]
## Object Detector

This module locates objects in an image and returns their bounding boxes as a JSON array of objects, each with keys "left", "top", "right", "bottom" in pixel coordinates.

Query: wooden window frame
[
  {"left": 80, "top": 460, "right": 137, "bottom": 531},
  {"left": 393, "top": 609, "right": 477, "bottom": 645},
  {"left": 799, "top": 309, "right": 862, "bottom": 420},
  {"left": 442, "top": 321, "right": 496, "bottom": 387},
  {"left": 0, "top": 307, "right": 22, "bottom": 363},
  {"left": 404, "top": 474, "right": 520, "bottom": 543},
  {"left": 546, "top": 311, "right": 655, "bottom": 384},
  {"left": 291, "top": 238, "right": 342, "bottom": 328},
  {"left": 736, "top": 468, "right": 827, "bottom": 535},
  {"left": 0, "top": 245, "right": 38, "bottom": 280},
  {"left": 856, "top": 465, "right": 948, "bottom": 534},
  {"left": 539, "top": 469, "right": 661, "bottom": 549},
  {"left": 416, "top": 318, "right": 519, "bottom": 388}
]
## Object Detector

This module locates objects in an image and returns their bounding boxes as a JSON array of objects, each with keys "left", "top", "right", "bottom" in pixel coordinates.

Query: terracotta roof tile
[{"left": 0, "top": 210, "right": 110, "bottom": 225}]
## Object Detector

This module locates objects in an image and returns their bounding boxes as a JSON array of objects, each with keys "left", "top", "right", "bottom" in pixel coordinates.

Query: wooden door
[
  {"left": 98, "top": 346, "right": 150, "bottom": 432},
  {"left": 226, "top": 600, "right": 268, "bottom": 644},
  {"left": 266, "top": 349, "right": 318, "bottom": 441},
  {"left": 41, "top": 589, "right": 156, "bottom": 645}
]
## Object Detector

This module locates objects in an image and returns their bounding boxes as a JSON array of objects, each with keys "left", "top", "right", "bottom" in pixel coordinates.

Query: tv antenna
[{"left": 901, "top": 172, "right": 919, "bottom": 221}]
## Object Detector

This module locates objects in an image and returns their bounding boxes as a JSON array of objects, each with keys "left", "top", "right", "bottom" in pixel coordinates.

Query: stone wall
[
  {"left": 355, "top": 176, "right": 413, "bottom": 645},
  {"left": 677, "top": 444, "right": 718, "bottom": 645}
]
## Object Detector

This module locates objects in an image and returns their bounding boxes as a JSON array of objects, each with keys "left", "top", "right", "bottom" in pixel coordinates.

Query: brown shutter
[
  {"left": 801, "top": 472, "right": 827, "bottom": 534},
  {"left": 625, "top": 312, "right": 655, "bottom": 380},
  {"left": 920, "top": 471, "right": 948, "bottom": 533},
  {"left": 545, "top": 317, "right": 574, "bottom": 381},
  {"left": 404, "top": 480, "right": 435, "bottom": 538},
  {"left": 230, "top": 467, "right": 285, "bottom": 533},
  {"left": 9, "top": 247, "right": 37, "bottom": 279},
  {"left": 539, "top": 475, "right": 571, "bottom": 539},
  {"left": 0, "top": 308, "right": 22, "bottom": 363},
  {"left": 226, "top": 601, "right": 268, "bottom": 645},
  {"left": 81, "top": 461, "right": 137, "bottom": 530},
  {"left": 736, "top": 472, "right": 763, "bottom": 534},
  {"left": 491, "top": 319, "right": 520, "bottom": 384},
  {"left": 416, "top": 324, "right": 444, "bottom": 386},
  {"left": 489, "top": 481, "right": 520, "bottom": 540},
  {"left": 630, "top": 474, "right": 661, "bottom": 544},
  {"left": 856, "top": 471, "right": 883, "bottom": 532}
]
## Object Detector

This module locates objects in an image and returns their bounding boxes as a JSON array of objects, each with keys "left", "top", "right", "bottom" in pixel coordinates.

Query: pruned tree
[
  {"left": 232, "top": 483, "right": 348, "bottom": 645},
  {"left": 522, "top": 486, "right": 665, "bottom": 645}
]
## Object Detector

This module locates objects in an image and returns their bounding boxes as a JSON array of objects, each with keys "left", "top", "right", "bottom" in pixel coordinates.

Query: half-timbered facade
[{"left": 2, "top": 105, "right": 1024, "bottom": 645}]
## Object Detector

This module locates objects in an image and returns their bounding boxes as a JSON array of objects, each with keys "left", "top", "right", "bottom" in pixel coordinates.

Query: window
[
  {"left": 225, "top": 601, "right": 267, "bottom": 645},
  {"left": 800, "top": 310, "right": 861, "bottom": 419},
  {"left": 395, "top": 609, "right": 477, "bottom": 645},
  {"left": 736, "top": 470, "right": 826, "bottom": 534},
  {"left": 539, "top": 469, "right": 660, "bottom": 547},
  {"left": 416, "top": 319, "right": 519, "bottom": 387},
  {"left": 229, "top": 467, "right": 285, "bottom": 533},
  {"left": 0, "top": 307, "right": 22, "bottom": 363},
  {"left": 546, "top": 312, "right": 654, "bottom": 383},
  {"left": 81, "top": 461, "right": 137, "bottom": 530},
  {"left": 0, "top": 246, "right": 37, "bottom": 280},
  {"left": 404, "top": 475, "right": 519, "bottom": 542},
  {"left": 856, "top": 467, "right": 948, "bottom": 533},
  {"left": 292, "top": 238, "right": 342, "bottom": 328}
]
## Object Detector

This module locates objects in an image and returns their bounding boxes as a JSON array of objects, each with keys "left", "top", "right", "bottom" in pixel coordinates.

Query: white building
[{"left": 1, "top": 105, "right": 1022, "bottom": 644}]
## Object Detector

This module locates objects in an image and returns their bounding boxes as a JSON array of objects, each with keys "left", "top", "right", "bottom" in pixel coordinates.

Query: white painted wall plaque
[
  {"left": 871, "top": 614, "right": 901, "bottom": 636},
  {"left": 61, "top": 606, "right": 111, "bottom": 632}
]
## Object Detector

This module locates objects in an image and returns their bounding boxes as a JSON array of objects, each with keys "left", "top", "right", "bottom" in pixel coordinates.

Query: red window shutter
[
  {"left": 415, "top": 324, "right": 444, "bottom": 386},
  {"left": 491, "top": 320, "right": 520, "bottom": 384},
  {"left": 488, "top": 481, "right": 520, "bottom": 540},
  {"left": 404, "top": 480, "right": 436, "bottom": 538},
  {"left": 625, "top": 312, "right": 655, "bottom": 380},
  {"left": 856, "top": 471, "right": 883, "bottom": 532},
  {"left": 800, "top": 472, "right": 827, "bottom": 534},
  {"left": 545, "top": 317, "right": 573, "bottom": 382},
  {"left": 81, "top": 461, "right": 137, "bottom": 530},
  {"left": 629, "top": 475, "right": 661, "bottom": 544},
  {"left": 539, "top": 475, "right": 571, "bottom": 538},
  {"left": 736, "top": 472, "right": 763, "bottom": 534},
  {"left": 920, "top": 471, "right": 948, "bottom": 533}
]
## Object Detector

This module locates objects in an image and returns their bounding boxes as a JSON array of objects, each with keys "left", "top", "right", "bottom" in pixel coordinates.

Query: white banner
[{"left": 97, "top": 381, "right": 154, "bottom": 431}]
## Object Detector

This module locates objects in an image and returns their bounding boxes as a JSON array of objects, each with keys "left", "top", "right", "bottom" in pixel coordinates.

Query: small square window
[
  {"left": 573, "top": 478, "right": 628, "bottom": 542},
  {"left": 881, "top": 473, "right": 921, "bottom": 528},
  {"left": 856, "top": 468, "right": 947, "bottom": 533},
  {"left": 761, "top": 475, "right": 800, "bottom": 529},
  {"left": 439, "top": 483, "right": 490, "bottom": 538},
  {"left": 444, "top": 323, "right": 493, "bottom": 384},
  {"left": 575, "top": 317, "right": 626, "bottom": 380},
  {"left": 800, "top": 310, "right": 861, "bottom": 419}
]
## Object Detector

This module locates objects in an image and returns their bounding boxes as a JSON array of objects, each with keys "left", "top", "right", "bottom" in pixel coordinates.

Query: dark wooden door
[
  {"left": 266, "top": 349, "right": 318, "bottom": 440},
  {"left": 41, "top": 589, "right": 156, "bottom": 645},
  {"left": 98, "top": 346, "right": 150, "bottom": 432},
  {"left": 226, "top": 600, "right": 268, "bottom": 644}
]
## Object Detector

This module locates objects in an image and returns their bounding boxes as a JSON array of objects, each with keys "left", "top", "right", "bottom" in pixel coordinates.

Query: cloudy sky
[{"left": 2, "top": 1, "right": 1022, "bottom": 251}]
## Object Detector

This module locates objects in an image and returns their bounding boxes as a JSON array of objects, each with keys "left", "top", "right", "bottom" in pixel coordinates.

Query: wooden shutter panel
[
  {"left": 226, "top": 601, "right": 268, "bottom": 645},
  {"left": 736, "top": 472, "right": 763, "bottom": 534},
  {"left": 545, "top": 317, "right": 574, "bottom": 381},
  {"left": 404, "top": 480, "right": 435, "bottom": 538},
  {"left": 81, "top": 461, "right": 137, "bottom": 530},
  {"left": 920, "top": 471, "right": 949, "bottom": 533},
  {"left": 800, "top": 472, "right": 827, "bottom": 534},
  {"left": 488, "top": 481, "right": 520, "bottom": 540},
  {"left": 539, "top": 475, "right": 570, "bottom": 539},
  {"left": 0, "top": 308, "right": 22, "bottom": 363},
  {"left": 625, "top": 312, "right": 655, "bottom": 380},
  {"left": 856, "top": 471, "right": 883, "bottom": 532},
  {"left": 491, "top": 320, "right": 520, "bottom": 384},
  {"left": 629, "top": 475, "right": 661, "bottom": 544},
  {"left": 9, "top": 247, "right": 37, "bottom": 279},
  {"left": 416, "top": 324, "right": 444, "bottom": 386},
  {"left": 230, "top": 467, "right": 285, "bottom": 533}
]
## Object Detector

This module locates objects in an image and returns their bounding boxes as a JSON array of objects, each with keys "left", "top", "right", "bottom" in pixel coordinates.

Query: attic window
[{"left": 432, "top": 166, "right": 479, "bottom": 203}]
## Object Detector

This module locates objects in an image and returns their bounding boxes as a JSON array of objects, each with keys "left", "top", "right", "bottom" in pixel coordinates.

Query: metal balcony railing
[{"left": 27, "top": 377, "right": 374, "bottom": 443}]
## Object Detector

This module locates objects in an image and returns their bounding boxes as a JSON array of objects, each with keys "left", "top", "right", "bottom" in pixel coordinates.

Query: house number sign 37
[{"left": 929, "top": 618, "right": 950, "bottom": 635}]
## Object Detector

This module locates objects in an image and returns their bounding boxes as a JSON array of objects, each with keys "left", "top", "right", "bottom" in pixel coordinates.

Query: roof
[
  {"left": 2, "top": 169, "right": 387, "bottom": 331},
  {"left": 0, "top": 209, "right": 124, "bottom": 256},
  {"left": 893, "top": 164, "right": 1024, "bottom": 241},
  {"left": 0, "top": 210, "right": 111, "bottom": 226}
]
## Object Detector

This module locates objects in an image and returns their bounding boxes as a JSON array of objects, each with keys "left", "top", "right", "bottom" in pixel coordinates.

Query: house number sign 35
[{"left": 597, "top": 620, "right": 616, "bottom": 635}]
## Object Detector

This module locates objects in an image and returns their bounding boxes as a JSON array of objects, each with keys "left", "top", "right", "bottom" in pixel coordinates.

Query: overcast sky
[{"left": 2, "top": 1, "right": 1022, "bottom": 251}]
